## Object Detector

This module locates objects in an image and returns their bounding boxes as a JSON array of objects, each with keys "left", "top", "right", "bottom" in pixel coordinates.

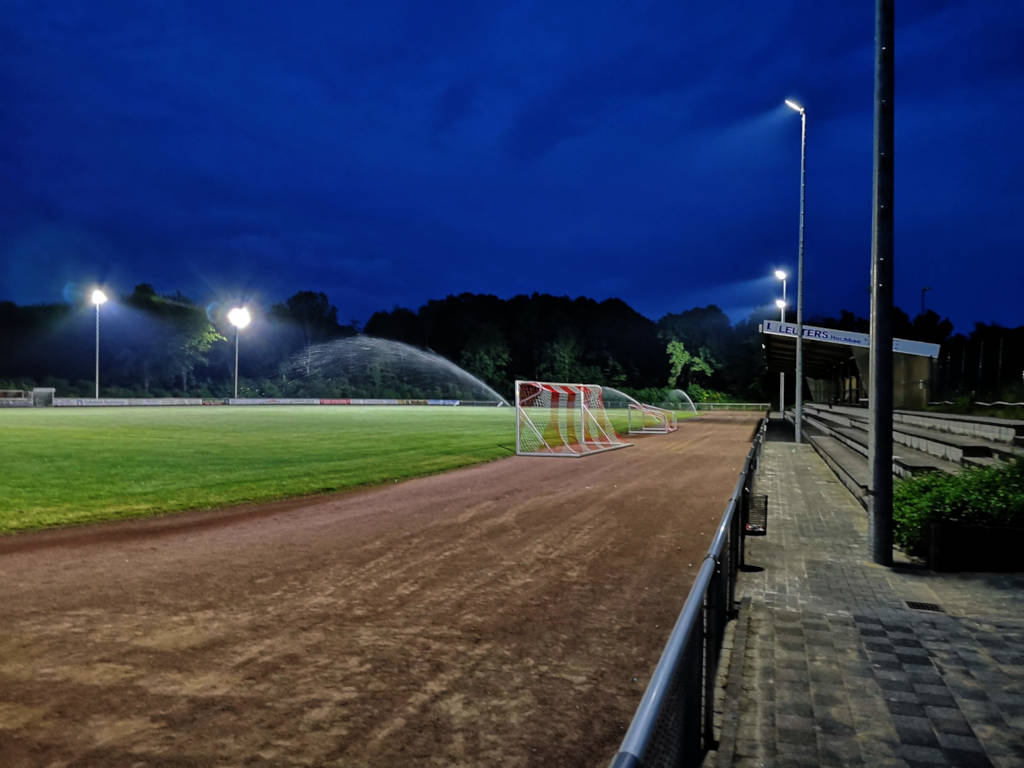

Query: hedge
[{"left": 893, "top": 458, "right": 1024, "bottom": 556}]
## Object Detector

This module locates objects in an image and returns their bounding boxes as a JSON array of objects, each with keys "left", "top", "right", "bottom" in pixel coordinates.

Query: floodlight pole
[
  {"left": 233, "top": 327, "right": 240, "bottom": 399},
  {"left": 784, "top": 100, "right": 807, "bottom": 442},
  {"left": 95, "top": 301, "right": 101, "bottom": 399},
  {"left": 227, "top": 306, "right": 251, "bottom": 400},
  {"left": 91, "top": 289, "right": 107, "bottom": 399},
  {"left": 868, "top": 0, "right": 895, "bottom": 566},
  {"left": 779, "top": 277, "right": 787, "bottom": 416},
  {"left": 795, "top": 109, "right": 807, "bottom": 443}
]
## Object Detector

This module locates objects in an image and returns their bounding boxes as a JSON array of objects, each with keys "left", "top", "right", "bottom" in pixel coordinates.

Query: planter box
[{"left": 928, "top": 521, "right": 1024, "bottom": 572}]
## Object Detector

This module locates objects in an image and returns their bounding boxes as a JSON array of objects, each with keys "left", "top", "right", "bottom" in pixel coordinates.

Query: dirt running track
[{"left": 0, "top": 413, "right": 760, "bottom": 767}]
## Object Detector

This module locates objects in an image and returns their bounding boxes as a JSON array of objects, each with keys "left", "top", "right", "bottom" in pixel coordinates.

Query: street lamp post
[
  {"left": 227, "top": 307, "right": 251, "bottom": 399},
  {"left": 91, "top": 289, "right": 108, "bottom": 399},
  {"left": 774, "top": 270, "right": 787, "bottom": 417},
  {"left": 775, "top": 297, "right": 787, "bottom": 416},
  {"left": 785, "top": 99, "right": 807, "bottom": 443}
]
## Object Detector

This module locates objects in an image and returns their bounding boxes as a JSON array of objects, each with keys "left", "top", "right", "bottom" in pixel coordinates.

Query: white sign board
[{"left": 762, "top": 320, "right": 939, "bottom": 358}]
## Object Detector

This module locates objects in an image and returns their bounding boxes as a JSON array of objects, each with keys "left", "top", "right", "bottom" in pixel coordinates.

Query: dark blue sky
[{"left": 2, "top": 1, "right": 1022, "bottom": 333}]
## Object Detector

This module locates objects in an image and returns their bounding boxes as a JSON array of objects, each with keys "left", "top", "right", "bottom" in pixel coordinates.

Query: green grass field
[
  {"left": 0, "top": 406, "right": 522, "bottom": 533},
  {"left": 0, "top": 405, "right": 695, "bottom": 533}
]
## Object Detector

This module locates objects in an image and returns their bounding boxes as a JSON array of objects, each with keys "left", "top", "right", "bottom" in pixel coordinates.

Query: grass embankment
[{"left": 0, "top": 406, "right": 516, "bottom": 533}]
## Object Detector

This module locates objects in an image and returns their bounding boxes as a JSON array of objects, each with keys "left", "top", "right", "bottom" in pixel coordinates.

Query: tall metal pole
[
  {"left": 233, "top": 327, "right": 240, "bottom": 399},
  {"left": 779, "top": 278, "right": 786, "bottom": 416},
  {"left": 95, "top": 302, "right": 101, "bottom": 399},
  {"left": 795, "top": 111, "right": 807, "bottom": 443},
  {"left": 868, "top": 0, "right": 895, "bottom": 566}
]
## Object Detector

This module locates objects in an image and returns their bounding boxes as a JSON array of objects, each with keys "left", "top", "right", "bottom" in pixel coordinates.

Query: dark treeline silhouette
[{"left": 1, "top": 285, "right": 1021, "bottom": 403}]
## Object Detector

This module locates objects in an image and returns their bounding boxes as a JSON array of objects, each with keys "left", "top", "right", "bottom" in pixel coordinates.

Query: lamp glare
[
  {"left": 774, "top": 269, "right": 787, "bottom": 281},
  {"left": 228, "top": 307, "right": 251, "bottom": 329},
  {"left": 91, "top": 289, "right": 108, "bottom": 305},
  {"left": 784, "top": 99, "right": 804, "bottom": 113}
]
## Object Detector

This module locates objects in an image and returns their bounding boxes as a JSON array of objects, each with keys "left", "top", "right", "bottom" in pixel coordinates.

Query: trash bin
[{"left": 745, "top": 494, "right": 768, "bottom": 536}]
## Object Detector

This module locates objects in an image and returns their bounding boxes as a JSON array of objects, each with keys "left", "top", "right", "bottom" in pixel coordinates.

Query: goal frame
[
  {"left": 515, "top": 380, "right": 631, "bottom": 457},
  {"left": 627, "top": 403, "right": 679, "bottom": 434}
]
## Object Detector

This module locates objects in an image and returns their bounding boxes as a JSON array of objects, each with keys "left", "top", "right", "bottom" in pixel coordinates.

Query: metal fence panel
[{"left": 610, "top": 418, "right": 767, "bottom": 767}]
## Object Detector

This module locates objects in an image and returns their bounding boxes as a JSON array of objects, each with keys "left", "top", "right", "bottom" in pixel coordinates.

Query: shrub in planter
[{"left": 893, "top": 459, "right": 1024, "bottom": 558}]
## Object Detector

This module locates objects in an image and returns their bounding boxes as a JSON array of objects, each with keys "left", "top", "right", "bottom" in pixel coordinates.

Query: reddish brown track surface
[{"left": 0, "top": 413, "right": 760, "bottom": 767}]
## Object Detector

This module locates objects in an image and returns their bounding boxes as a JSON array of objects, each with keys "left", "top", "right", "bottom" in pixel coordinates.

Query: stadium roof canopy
[{"left": 760, "top": 319, "right": 940, "bottom": 377}]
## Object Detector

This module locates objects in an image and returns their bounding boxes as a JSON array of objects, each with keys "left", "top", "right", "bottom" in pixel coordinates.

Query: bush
[
  {"left": 687, "top": 384, "right": 736, "bottom": 403},
  {"left": 893, "top": 459, "right": 1024, "bottom": 556}
]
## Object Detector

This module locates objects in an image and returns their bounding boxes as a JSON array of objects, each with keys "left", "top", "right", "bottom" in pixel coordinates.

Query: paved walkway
[{"left": 707, "top": 423, "right": 1024, "bottom": 768}]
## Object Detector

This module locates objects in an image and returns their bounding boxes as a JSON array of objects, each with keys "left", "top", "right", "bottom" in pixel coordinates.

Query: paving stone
[
  {"left": 887, "top": 699, "right": 927, "bottom": 717},
  {"left": 777, "top": 656, "right": 805, "bottom": 670},
  {"left": 776, "top": 714, "right": 815, "bottom": 732},
  {"left": 918, "top": 691, "right": 958, "bottom": 708},
  {"left": 908, "top": 668, "right": 944, "bottom": 684},
  {"left": 941, "top": 748, "right": 995, "bottom": 767},
  {"left": 777, "top": 667, "right": 810, "bottom": 683},
  {"left": 877, "top": 676, "right": 915, "bottom": 692},
  {"left": 893, "top": 637, "right": 924, "bottom": 648},
  {"left": 883, "top": 688, "right": 921, "bottom": 703},
  {"left": 895, "top": 742, "right": 947, "bottom": 763},
  {"left": 773, "top": 757, "right": 820, "bottom": 768},
  {"left": 809, "top": 669, "right": 842, "bottom": 685},
  {"left": 733, "top": 738, "right": 773, "bottom": 758},
  {"left": 811, "top": 691, "right": 843, "bottom": 708},
  {"left": 777, "top": 727, "right": 817, "bottom": 746},
  {"left": 816, "top": 736, "right": 863, "bottom": 766},
  {"left": 931, "top": 717, "right": 976, "bottom": 737},
  {"left": 704, "top": 441, "right": 1024, "bottom": 768},
  {"left": 936, "top": 731, "right": 987, "bottom": 752}
]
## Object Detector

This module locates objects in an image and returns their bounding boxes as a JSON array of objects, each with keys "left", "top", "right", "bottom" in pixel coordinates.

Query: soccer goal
[
  {"left": 515, "top": 380, "right": 631, "bottom": 457},
  {"left": 627, "top": 403, "right": 678, "bottom": 434}
]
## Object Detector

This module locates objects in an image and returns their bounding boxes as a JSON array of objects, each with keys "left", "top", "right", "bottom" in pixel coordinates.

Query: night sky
[{"left": 2, "top": 2, "right": 1022, "bottom": 332}]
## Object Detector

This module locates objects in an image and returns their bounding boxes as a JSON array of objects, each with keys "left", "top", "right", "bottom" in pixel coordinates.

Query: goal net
[
  {"left": 515, "top": 380, "right": 631, "bottom": 457},
  {"left": 627, "top": 403, "right": 679, "bottom": 434}
]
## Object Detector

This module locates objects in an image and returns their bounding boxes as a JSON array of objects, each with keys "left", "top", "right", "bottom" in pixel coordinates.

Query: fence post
[
  {"left": 728, "top": 507, "right": 740, "bottom": 619},
  {"left": 703, "top": 562, "right": 723, "bottom": 752},
  {"left": 685, "top": 607, "right": 705, "bottom": 764}
]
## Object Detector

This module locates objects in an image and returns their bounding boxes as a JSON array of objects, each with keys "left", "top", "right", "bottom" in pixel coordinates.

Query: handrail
[
  {"left": 610, "top": 542, "right": 727, "bottom": 766},
  {"left": 610, "top": 418, "right": 766, "bottom": 767}
]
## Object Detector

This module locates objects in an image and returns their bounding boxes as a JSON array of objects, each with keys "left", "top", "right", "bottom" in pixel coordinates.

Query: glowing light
[
  {"left": 775, "top": 299, "right": 787, "bottom": 309},
  {"left": 228, "top": 307, "right": 251, "bottom": 329},
  {"left": 785, "top": 99, "right": 804, "bottom": 114},
  {"left": 91, "top": 289, "right": 108, "bottom": 305},
  {"left": 774, "top": 270, "right": 787, "bottom": 281}
]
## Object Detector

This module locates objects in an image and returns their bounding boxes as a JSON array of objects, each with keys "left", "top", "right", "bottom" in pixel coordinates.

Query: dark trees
[{"left": 3, "top": 285, "right": 1009, "bottom": 403}]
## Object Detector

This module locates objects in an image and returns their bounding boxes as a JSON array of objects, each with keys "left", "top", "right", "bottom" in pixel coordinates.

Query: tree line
[{"left": 1, "top": 284, "right": 1021, "bottom": 404}]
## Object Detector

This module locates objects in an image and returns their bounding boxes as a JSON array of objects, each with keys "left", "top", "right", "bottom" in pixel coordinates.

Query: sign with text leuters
[{"left": 762, "top": 320, "right": 939, "bottom": 359}]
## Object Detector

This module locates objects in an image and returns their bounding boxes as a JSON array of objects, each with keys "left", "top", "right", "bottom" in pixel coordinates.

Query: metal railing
[{"left": 610, "top": 417, "right": 767, "bottom": 768}]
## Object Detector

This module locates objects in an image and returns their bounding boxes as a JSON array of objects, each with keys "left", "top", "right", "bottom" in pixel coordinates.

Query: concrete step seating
[
  {"left": 806, "top": 435, "right": 870, "bottom": 506},
  {"left": 807, "top": 404, "right": 1023, "bottom": 463},
  {"left": 793, "top": 404, "right": 1022, "bottom": 510},
  {"left": 893, "top": 408, "right": 1024, "bottom": 447}
]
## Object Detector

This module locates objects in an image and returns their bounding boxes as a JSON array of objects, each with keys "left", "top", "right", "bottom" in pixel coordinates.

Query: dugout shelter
[{"left": 760, "top": 319, "right": 940, "bottom": 409}]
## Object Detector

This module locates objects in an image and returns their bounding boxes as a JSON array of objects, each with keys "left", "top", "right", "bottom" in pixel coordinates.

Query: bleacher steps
[
  {"left": 795, "top": 403, "right": 1021, "bottom": 511},
  {"left": 807, "top": 436, "right": 869, "bottom": 507},
  {"left": 803, "top": 413, "right": 962, "bottom": 479},
  {"left": 961, "top": 455, "right": 1005, "bottom": 470}
]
